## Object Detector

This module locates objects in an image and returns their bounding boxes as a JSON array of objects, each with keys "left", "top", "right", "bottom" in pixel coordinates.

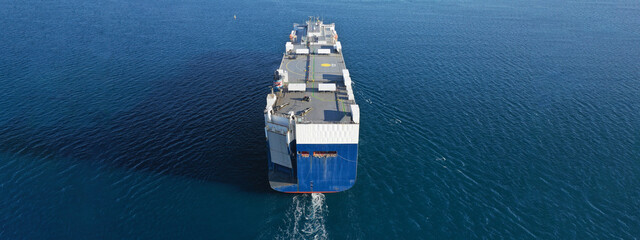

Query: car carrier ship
[{"left": 264, "top": 18, "right": 360, "bottom": 193}]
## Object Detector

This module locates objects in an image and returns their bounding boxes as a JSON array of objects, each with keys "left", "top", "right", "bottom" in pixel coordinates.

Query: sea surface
[{"left": 1, "top": 0, "right": 639, "bottom": 239}]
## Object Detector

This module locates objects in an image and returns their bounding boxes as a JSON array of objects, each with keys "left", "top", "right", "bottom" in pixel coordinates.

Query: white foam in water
[{"left": 278, "top": 193, "right": 328, "bottom": 240}]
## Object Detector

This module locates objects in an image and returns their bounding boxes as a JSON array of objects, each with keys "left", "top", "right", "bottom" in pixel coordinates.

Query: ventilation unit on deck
[
  {"left": 318, "top": 83, "right": 337, "bottom": 92},
  {"left": 317, "top": 49, "right": 331, "bottom": 55},
  {"left": 295, "top": 49, "right": 310, "bottom": 55},
  {"left": 288, "top": 83, "right": 306, "bottom": 92},
  {"left": 335, "top": 41, "right": 342, "bottom": 52},
  {"left": 286, "top": 42, "right": 293, "bottom": 53},
  {"left": 350, "top": 104, "right": 360, "bottom": 123},
  {"left": 342, "top": 69, "right": 350, "bottom": 77},
  {"left": 343, "top": 75, "right": 352, "bottom": 86}
]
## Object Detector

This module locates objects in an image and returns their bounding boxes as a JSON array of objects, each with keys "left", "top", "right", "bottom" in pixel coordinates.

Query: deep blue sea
[{"left": 1, "top": 0, "right": 639, "bottom": 239}]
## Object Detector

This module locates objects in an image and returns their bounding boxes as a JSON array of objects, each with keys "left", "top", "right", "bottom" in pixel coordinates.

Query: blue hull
[{"left": 269, "top": 143, "right": 358, "bottom": 193}]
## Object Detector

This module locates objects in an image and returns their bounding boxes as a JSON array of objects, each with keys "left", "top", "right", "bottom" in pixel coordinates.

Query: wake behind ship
[{"left": 264, "top": 18, "right": 360, "bottom": 193}]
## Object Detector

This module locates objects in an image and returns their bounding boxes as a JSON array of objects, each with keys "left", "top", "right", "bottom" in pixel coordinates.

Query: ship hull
[{"left": 270, "top": 143, "right": 357, "bottom": 193}]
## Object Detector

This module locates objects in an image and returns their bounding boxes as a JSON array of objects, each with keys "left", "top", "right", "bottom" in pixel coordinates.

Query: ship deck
[{"left": 273, "top": 47, "right": 355, "bottom": 123}]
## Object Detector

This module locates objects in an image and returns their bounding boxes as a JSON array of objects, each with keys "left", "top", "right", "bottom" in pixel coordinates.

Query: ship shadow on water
[
  {"left": 100, "top": 50, "right": 282, "bottom": 193},
  {"left": 0, "top": 50, "right": 281, "bottom": 193}
]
